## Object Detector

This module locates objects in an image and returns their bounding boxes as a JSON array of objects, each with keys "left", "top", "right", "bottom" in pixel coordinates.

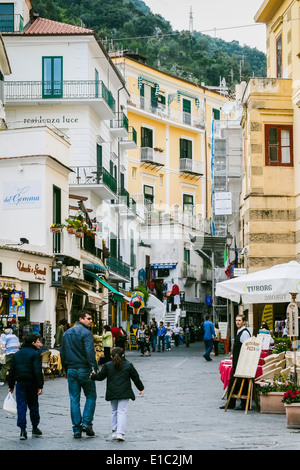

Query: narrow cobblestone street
[{"left": 1, "top": 342, "right": 300, "bottom": 452}]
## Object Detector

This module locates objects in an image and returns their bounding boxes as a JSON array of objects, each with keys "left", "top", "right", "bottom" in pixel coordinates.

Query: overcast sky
[{"left": 144, "top": 0, "right": 267, "bottom": 52}]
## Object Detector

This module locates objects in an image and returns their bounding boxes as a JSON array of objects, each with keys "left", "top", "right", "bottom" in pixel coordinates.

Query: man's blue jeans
[
  {"left": 67, "top": 368, "right": 97, "bottom": 433},
  {"left": 204, "top": 339, "right": 213, "bottom": 357},
  {"left": 16, "top": 381, "right": 40, "bottom": 431},
  {"left": 157, "top": 335, "right": 165, "bottom": 351}
]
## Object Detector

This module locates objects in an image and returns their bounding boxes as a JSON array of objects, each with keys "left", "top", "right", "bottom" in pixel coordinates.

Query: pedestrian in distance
[
  {"left": 173, "top": 323, "right": 180, "bottom": 347},
  {"left": 102, "top": 325, "right": 113, "bottom": 363},
  {"left": 150, "top": 318, "right": 158, "bottom": 352},
  {"left": 61, "top": 309, "right": 98, "bottom": 439},
  {"left": 137, "top": 323, "right": 146, "bottom": 356},
  {"left": 91, "top": 347, "right": 144, "bottom": 441},
  {"left": 144, "top": 325, "right": 152, "bottom": 356},
  {"left": 157, "top": 321, "right": 166, "bottom": 352},
  {"left": 184, "top": 324, "right": 191, "bottom": 347},
  {"left": 213, "top": 323, "right": 221, "bottom": 356},
  {"left": 203, "top": 315, "right": 216, "bottom": 361},
  {"left": 165, "top": 322, "right": 173, "bottom": 350},
  {"left": 0, "top": 328, "right": 20, "bottom": 385},
  {"left": 220, "top": 314, "right": 251, "bottom": 410},
  {"left": 8, "top": 333, "right": 43, "bottom": 440},
  {"left": 54, "top": 318, "right": 67, "bottom": 349}
]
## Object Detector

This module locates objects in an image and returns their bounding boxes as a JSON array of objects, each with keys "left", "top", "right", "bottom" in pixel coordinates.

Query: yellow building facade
[
  {"left": 240, "top": 0, "right": 300, "bottom": 273},
  {"left": 113, "top": 54, "right": 227, "bottom": 222}
]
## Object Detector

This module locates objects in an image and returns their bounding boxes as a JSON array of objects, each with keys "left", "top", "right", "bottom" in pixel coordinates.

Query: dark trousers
[
  {"left": 104, "top": 347, "right": 111, "bottom": 363},
  {"left": 16, "top": 381, "right": 40, "bottom": 431}
]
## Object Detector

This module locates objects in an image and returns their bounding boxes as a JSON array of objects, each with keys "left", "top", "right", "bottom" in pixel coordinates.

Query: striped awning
[{"left": 0, "top": 277, "right": 22, "bottom": 291}]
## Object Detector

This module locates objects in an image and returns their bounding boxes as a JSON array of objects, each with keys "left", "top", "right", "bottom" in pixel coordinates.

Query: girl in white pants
[{"left": 91, "top": 347, "right": 144, "bottom": 441}]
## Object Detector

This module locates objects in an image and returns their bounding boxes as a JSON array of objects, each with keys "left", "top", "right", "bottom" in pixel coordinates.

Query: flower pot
[
  {"left": 67, "top": 227, "right": 76, "bottom": 234},
  {"left": 75, "top": 231, "right": 84, "bottom": 238},
  {"left": 285, "top": 403, "right": 300, "bottom": 428},
  {"left": 260, "top": 392, "right": 285, "bottom": 414},
  {"left": 50, "top": 227, "right": 63, "bottom": 233}
]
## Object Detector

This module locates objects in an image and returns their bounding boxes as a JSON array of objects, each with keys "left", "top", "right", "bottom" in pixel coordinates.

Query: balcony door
[{"left": 42, "top": 57, "right": 63, "bottom": 98}]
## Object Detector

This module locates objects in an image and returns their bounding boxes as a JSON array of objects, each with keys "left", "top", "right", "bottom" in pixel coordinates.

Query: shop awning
[
  {"left": 150, "top": 263, "right": 177, "bottom": 270},
  {"left": 75, "top": 284, "right": 103, "bottom": 306},
  {"left": 0, "top": 277, "right": 22, "bottom": 291},
  {"left": 83, "top": 263, "right": 107, "bottom": 273},
  {"left": 83, "top": 270, "right": 124, "bottom": 303}
]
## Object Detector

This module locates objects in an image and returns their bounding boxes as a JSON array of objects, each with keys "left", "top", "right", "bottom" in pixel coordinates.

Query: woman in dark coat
[{"left": 91, "top": 347, "right": 144, "bottom": 441}]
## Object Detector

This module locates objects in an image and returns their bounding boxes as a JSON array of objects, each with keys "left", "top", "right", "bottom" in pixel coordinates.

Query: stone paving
[{"left": 0, "top": 341, "right": 300, "bottom": 451}]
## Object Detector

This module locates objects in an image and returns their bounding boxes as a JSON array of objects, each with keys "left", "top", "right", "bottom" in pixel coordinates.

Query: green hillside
[{"left": 31, "top": 0, "right": 266, "bottom": 90}]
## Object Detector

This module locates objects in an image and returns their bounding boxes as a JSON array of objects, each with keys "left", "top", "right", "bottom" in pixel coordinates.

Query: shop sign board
[
  {"left": 17, "top": 260, "right": 47, "bottom": 282},
  {"left": 218, "top": 322, "right": 228, "bottom": 340},
  {"left": 234, "top": 337, "right": 262, "bottom": 379},
  {"left": 9, "top": 291, "right": 26, "bottom": 318},
  {"left": 51, "top": 267, "right": 62, "bottom": 287},
  {"left": 3, "top": 181, "right": 41, "bottom": 210},
  {"left": 286, "top": 302, "right": 299, "bottom": 337}
]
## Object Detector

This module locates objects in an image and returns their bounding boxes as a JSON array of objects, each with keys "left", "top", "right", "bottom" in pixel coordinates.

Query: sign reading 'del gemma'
[{"left": 3, "top": 181, "right": 41, "bottom": 210}]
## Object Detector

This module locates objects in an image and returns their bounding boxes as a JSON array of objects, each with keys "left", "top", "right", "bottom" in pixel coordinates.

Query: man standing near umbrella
[{"left": 220, "top": 314, "right": 251, "bottom": 410}]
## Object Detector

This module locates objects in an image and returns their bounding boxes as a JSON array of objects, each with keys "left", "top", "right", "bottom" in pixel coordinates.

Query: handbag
[{"left": 3, "top": 392, "right": 17, "bottom": 415}]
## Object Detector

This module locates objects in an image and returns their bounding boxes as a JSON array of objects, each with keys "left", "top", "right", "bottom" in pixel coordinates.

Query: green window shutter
[
  {"left": 141, "top": 127, "right": 153, "bottom": 148},
  {"left": 183, "top": 98, "right": 191, "bottom": 114},
  {"left": 213, "top": 108, "right": 220, "bottom": 120},
  {"left": 96, "top": 144, "right": 102, "bottom": 168},
  {"left": 180, "top": 139, "right": 192, "bottom": 159},
  {"left": 110, "top": 233, "right": 117, "bottom": 257}
]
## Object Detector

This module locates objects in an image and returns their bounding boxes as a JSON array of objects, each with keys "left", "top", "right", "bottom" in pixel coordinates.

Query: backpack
[{"left": 199, "top": 323, "right": 205, "bottom": 340}]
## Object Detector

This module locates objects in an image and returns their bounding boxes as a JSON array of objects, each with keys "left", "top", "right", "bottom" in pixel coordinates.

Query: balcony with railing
[
  {"left": 181, "top": 263, "right": 197, "bottom": 285},
  {"left": 180, "top": 158, "right": 204, "bottom": 176},
  {"left": 110, "top": 112, "right": 128, "bottom": 137},
  {"left": 141, "top": 147, "right": 165, "bottom": 166},
  {"left": 119, "top": 126, "right": 137, "bottom": 149},
  {"left": 5, "top": 80, "right": 116, "bottom": 119},
  {"left": 106, "top": 255, "right": 130, "bottom": 281},
  {"left": 128, "top": 92, "right": 205, "bottom": 129},
  {"left": 52, "top": 230, "right": 81, "bottom": 264},
  {"left": 69, "top": 166, "right": 117, "bottom": 200},
  {"left": 0, "top": 14, "right": 23, "bottom": 32}
]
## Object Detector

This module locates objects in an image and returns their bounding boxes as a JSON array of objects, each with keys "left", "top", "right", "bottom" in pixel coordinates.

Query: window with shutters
[
  {"left": 180, "top": 138, "right": 193, "bottom": 159},
  {"left": 276, "top": 35, "right": 282, "bottom": 78},
  {"left": 141, "top": 127, "right": 153, "bottom": 148},
  {"left": 265, "top": 124, "right": 293, "bottom": 166},
  {"left": 42, "top": 57, "right": 63, "bottom": 98}
]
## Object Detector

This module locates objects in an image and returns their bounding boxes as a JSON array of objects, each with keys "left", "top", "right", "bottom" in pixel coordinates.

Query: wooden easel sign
[{"left": 225, "top": 337, "right": 261, "bottom": 413}]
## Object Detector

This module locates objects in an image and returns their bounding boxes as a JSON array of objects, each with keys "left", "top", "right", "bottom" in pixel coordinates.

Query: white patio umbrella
[{"left": 215, "top": 261, "right": 300, "bottom": 304}]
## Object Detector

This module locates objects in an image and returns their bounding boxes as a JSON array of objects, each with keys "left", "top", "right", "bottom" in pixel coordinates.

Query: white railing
[
  {"left": 141, "top": 147, "right": 165, "bottom": 166},
  {"left": 180, "top": 158, "right": 204, "bottom": 175}
]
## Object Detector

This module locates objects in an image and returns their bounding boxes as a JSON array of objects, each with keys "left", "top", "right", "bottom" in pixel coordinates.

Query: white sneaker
[
  {"left": 112, "top": 432, "right": 118, "bottom": 440},
  {"left": 117, "top": 434, "right": 125, "bottom": 441}
]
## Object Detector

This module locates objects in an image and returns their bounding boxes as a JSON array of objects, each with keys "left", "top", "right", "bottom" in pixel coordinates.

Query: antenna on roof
[{"left": 189, "top": 6, "right": 194, "bottom": 35}]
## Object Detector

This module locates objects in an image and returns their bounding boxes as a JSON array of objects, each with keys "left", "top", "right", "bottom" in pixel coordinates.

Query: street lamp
[{"left": 225, "top": 232, "right": 233, "bottom": 248}]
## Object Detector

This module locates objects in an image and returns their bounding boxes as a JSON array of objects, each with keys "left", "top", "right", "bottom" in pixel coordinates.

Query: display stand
[
  {"left": 224, "top": 336, "right": 261, "bottom": 414},
  {"left": 224, "top": 377, "right": 259, "bottom": 414},
  {"left": 129, "top": 333, "right": 138, "bottom": 350}
]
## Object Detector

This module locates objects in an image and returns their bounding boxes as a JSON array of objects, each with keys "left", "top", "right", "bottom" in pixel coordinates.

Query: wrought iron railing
[
  {"left": 70, "top": 166, "right": 117, "bottom": 194},
  {"left": 110, "top": 111, "right": 128, "bottom": 131},
  {"left": 5, "top": 80, "right": 115, "bottom": 111},
  {"left": 106, "top": 255, "right": 130, "bottom": 279}
]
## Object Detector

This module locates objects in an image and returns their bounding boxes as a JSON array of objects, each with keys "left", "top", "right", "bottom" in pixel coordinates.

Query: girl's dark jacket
[
  {"left": 91, "top": 358, "right": 144, "bottom": 401},
  {"left": 8, "top": 343, "right": 44, "bottom": 389}
]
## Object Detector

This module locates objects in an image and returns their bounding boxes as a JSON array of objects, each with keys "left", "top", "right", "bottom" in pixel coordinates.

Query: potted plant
[
  {"left": 65, "top": 218, "right": 76, "bottom": 234},
  {"left": 50, "top": 223, "right": 65, "bottom": 233},
  {"left": 282, "top": 386, "right": 300, "bottom": 428},
  {"left": 258, "top": 374, "right": 295, "bottom": 414}
]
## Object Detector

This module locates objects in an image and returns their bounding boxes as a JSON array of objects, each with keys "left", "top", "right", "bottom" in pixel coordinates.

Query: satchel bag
[{"left": 3, "top": 392, "right": 17, "bottom": 415}]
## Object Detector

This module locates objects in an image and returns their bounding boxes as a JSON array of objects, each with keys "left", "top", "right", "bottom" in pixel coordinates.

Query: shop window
[{"left": 265, "top": 124, "right": 293, "bottom": 166}]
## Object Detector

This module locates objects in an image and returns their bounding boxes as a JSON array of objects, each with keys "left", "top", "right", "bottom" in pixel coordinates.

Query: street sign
[
  {"left": 51, "top": 266, "right": 62, "bottom": 287},
  {"left": 233, "top": 268, "right": 247, "bottom": 277}
]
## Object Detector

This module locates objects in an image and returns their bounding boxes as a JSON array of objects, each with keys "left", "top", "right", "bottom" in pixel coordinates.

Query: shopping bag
[{"left": 3, "top": 392, "right": 17, "bottom": 415}]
